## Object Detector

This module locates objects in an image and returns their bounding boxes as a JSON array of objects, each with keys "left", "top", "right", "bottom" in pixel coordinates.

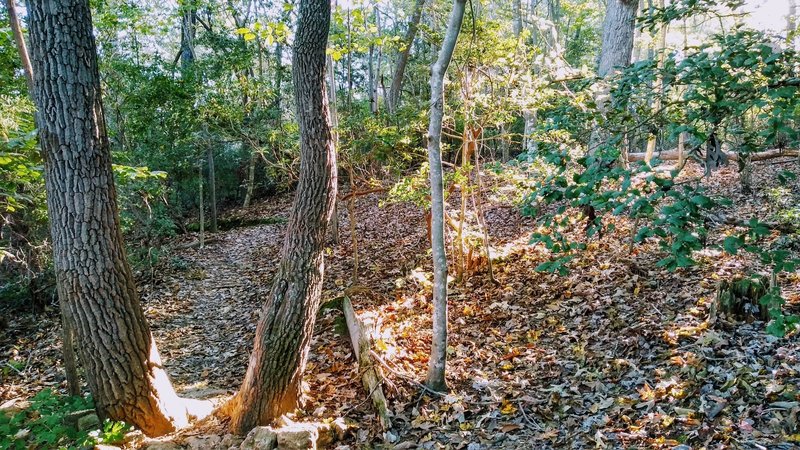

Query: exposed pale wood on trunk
[{"left": 341, "top": 298, "right": 392, "bottom": 430}]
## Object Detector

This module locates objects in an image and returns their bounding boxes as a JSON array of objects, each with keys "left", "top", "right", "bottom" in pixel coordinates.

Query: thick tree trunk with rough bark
[
  {"left": 230, "top": 0, "right": 336, "bottom": 433},
  {"left": 388, "top": 0, "right": 426, "bottom": 113},
  {"left": 27, "top": 0, "right": 190, "bottom": 436},
  {"left": 597, "top": 0, "right": 638, "bottom": 77},
  {"left": 426, "top": 0, "right": 466, "bottom": 392}
]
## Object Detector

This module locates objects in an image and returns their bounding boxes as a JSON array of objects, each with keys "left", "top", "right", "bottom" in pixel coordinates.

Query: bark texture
[
  {"left": 388, "top": 0, "right": 426, "bottom": 113},
  {"left": 231, "top": 0, "right": 336, "bottom": 433},
  {"left": 597, "top": 0, "right": 638, "bottom": 77},
  {"left": 425, "top": 0, "right": 466, "bottom": 392},
  {"left": 26, "top": 0, "right": 188, "bottom": 436}
]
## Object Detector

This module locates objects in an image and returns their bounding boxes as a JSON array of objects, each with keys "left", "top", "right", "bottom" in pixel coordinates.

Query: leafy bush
[{"left": 0, "top": 389, "right": 131, "bottom": 449}]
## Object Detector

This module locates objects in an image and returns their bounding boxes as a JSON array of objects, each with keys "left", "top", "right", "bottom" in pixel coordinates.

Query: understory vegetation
[{"left": 1, "top": 0, "right": 799, "bottom": 447}]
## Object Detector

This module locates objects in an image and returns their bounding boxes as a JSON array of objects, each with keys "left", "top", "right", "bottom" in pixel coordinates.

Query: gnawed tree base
[
  {"left": 714, "top": 275, "right": 769, "bottom": 323},
  {"left": 341, "top": 297, "right": 392, "bottom": 430},
  {"left": 628, "top": 148, "right": 798, "bottom": 162}
]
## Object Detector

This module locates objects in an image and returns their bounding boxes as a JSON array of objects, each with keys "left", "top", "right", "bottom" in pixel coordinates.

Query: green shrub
[{"left": 0, "top": 389, "right": 131, "bottom": 450}]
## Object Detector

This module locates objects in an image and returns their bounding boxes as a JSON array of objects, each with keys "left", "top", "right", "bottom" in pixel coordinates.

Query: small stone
[
  {"left": 467, "top": 443, "right": 482, "bottom": 450},
  {"left": 186, "top": 435, "right": 222, "bottom": 450},
  {"left": 276, "top": 423, "right": 319, "bottom": 450},
  {"left": 64, "top": 408, "right": 95, "bottom": 427},
  {"left": 142, "top": 441, "right": 184, "bottom": 450},
  {"left": 94, "top": 445, "right": 122, "bottom": 450},
  {"left": 77, "top": 413, "right": 100, "bottom": 431},
  {"left": 240, "top": 426, "right": 277, "bottom": 450},
  {"left": 221, "top": 433, "right": 243, "bottom": 449}
]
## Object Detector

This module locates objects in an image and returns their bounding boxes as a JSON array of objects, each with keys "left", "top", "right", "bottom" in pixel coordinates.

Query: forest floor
[{"left": 2, "top": 158, "right": 800, "bottom": 449}]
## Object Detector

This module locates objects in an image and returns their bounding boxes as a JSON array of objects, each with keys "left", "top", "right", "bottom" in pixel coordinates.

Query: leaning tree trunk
[
  {"left": 388, "top": 0, "right": 426, "bottom": 113},
  {"left": 230, "top": 0, "right": 337, "bottom": 433},
  {"left": 27, "top": 0, "right": 189, "bottom": 436},
  {"left": 425, "top": 0, "right": 466, "bottom": 392},
  {"left": 5, "top": 0, "right": 34, "bottom": 96},
  {"left": 6, "top": 0, "right": 81, "bottom": 396}
]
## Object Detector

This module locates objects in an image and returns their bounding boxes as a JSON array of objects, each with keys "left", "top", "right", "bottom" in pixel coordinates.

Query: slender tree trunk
[
  {"left": 60, "top": 307, "right": 80, "bottom": 396},
  {"left": 644, "top": 0, "right": 666, "bottom": 165},
  {"left": 388, "top": 0, "right": 426, "bottom": 113},
  {"left": 207, "top": 145, "right": 218, "bottom": 233},
  {"left": 788, "top": 0, "right": 797, "bottom": 49},
  {"left": 199, "top": 162, "right": 205, "bottom": 248},
  {"left": 243, "top": 150, "right": 256, "bottom": 208},
  {"left": 27, "top": 0, "right": 190, "bottom": 436},
  {"left": 327, "top": 55, "right": 340, "bottom": 244},
  {"left": 5, "top": 0, "right": 34, "bottom": 96},
  {"left": 372, "top": 8, "right": 382, "bottom": 115},
  {"left": 425, "top": 0, "right": 466, "bottom": 392},
  {"left": 368, "top": 44, "right": 376, "bottom": 113},
  {"left": 231, "top": 0, "right": 336, "bottom": 433},
  {"left": 512, "top": 0, "right": 523, "bottom": 38},
  {"left": 180, "top": 4, "right": 196, "bottom": 73},
  {"left": 347, "top": 8, "right": 353, "bottom": 109}
]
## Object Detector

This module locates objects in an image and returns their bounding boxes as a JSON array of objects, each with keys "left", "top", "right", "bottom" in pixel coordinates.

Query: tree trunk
[
  {"left": 243, "top": 149, "right": 256, "bottom": 208},
  {"left": 7, "top": 0, "right": 82, "bottom": 395},
  {"left": 5, "top": 0, "right": 34, "bottom": 96},
  {"left": 597, "top": 0, "right": 638, "bottom": 78},
  {"left": 60, "top": 307, "right": 80, "bottom": 396},
  {"left": 327, "top": 55, "right": 340, "bottom": 244},
  {"left": 347, "top": 8, "right": 353, "bottom": 109},
  {"left": 425, "top": 0, "right": 466, "bottom": 393},
  {"left": 368, "top": 38, "right": 376, "bottom": 114},
  {"left": 180, "top": 5, "right": 196, "bottom": 73},
  {"left": 788, "top": 0, "right": 797, "bottom": 49},
  {"left": 207, "top": 145, "right": 218, "bottom": 233},
  {"left": 231, "top": 0, "right": 336, "bottom": 433},
  {"left": 372, "top": 8, "right": 382, "bottom": 115},
  {"left": 27, "top": 0, "right": 190, "bottom": 436},
  {"left": 644, "top": 0, "right": 666, "bottom": 166},
  {"left": 388, "top": 0, "right": 426, "bottom": 113},
  {"left": 199, "top": 162, "right": 205, "bottom": 248},
  {"left": 512, "top": 0, "right": 523, "bottom": 38}
]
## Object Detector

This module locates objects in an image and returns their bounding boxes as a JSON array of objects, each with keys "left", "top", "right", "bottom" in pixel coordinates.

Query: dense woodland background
[{"left": 1, "top": 0, "right": 800, "bottom": 448}]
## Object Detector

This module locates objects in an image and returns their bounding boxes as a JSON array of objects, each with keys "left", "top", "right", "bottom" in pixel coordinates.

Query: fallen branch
[
  {"left": 341, "top": 297, "right": 392, "bottom": 430},
  {"left": 340, "top": 188, "right": 386, "bottom": 202},
  {"left": 706, "top": 214, "right": 799, "bottom": 234},
  {"left": 628, "top": 148, "right": 798, "bottom": 162}
]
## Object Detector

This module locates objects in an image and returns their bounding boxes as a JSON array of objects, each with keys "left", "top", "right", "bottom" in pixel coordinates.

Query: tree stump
[{"left": 715, "top": 275, "right": 769, "bottom": 322}]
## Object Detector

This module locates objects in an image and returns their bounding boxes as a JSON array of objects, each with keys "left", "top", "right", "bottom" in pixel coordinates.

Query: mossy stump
[{"left": 715, "top": 275, "right": 769, "bottom": 322}]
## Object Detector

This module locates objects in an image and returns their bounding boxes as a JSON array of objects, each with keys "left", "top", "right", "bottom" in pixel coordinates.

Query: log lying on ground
[
  {"left": 628, "top": 148, "right": 798, "bottom": 162},
  {"left": 341, "top": 297, "right": 392, "bottom": 430}
]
